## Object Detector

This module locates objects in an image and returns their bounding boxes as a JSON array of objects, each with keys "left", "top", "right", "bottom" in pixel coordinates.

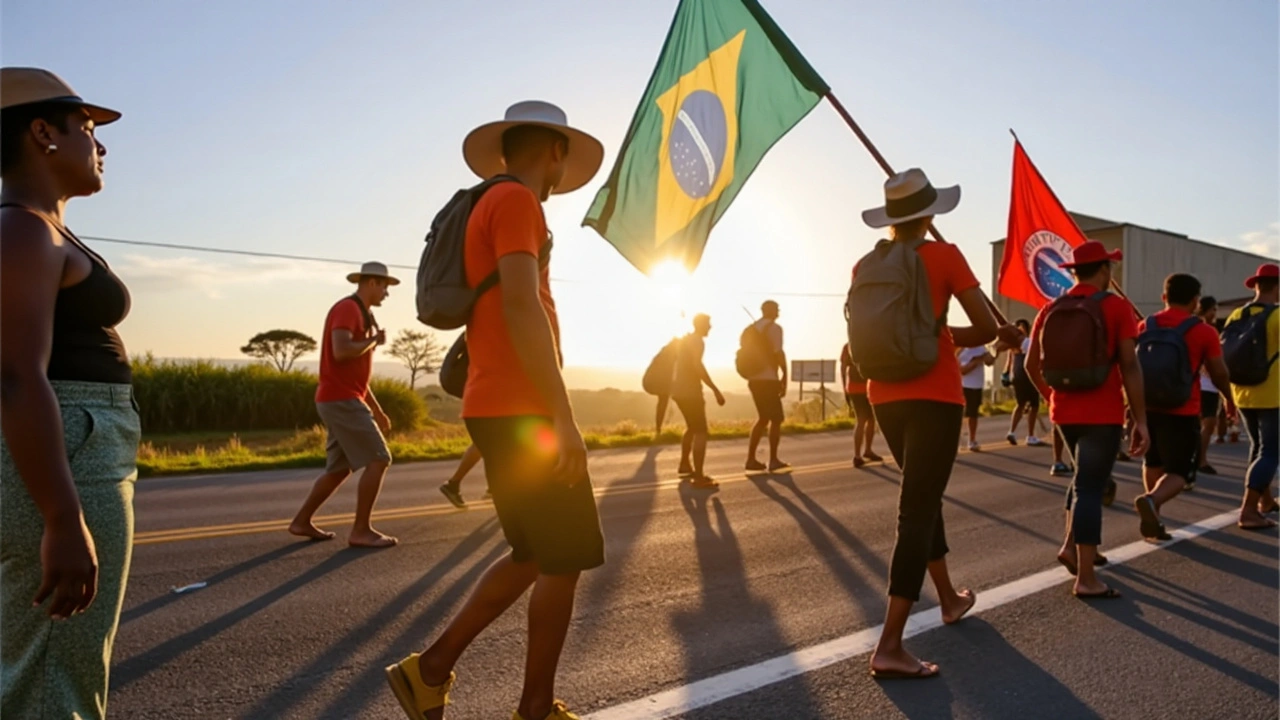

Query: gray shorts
[{"left": 316, "top": 399, "right": 391, "bottom": 473}]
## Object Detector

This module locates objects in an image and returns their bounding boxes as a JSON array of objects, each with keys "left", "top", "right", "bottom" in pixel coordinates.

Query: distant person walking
[
  {"left": 1194, "top": 296, "right": 1222, "bottom": 480},
  {"left": 957, "top": 344, "right": 994, "bottom": 451},
  {"left": 1, "top": 67, "right": 137, "bottom": 720},
  {"left": 289, "top": 262, "right": 399, "bottom": 548},
  {"left": 385, "top": 100, "right": 605, "bottom": 720},
  {"left": 1222, "top": 263, "right": 1280, "bottom": 530},
  {"left": 839, "top": 342, "right": 882, "bottom": 468},
  {"left": 1132, "top": 274, "right": 1234, "bottom": 539},
  {"left": 673, "top": 314, "right": 725, "bottom": 488},
  {"left": 848, "top": 169, "right": 1020, "bottom": 680},
  {"left": 1026, "top": 240, "right": 1149, "bottom": 599},
  {"left": 1001, "top": 319, "right": 1045, "bottom": 448},
  {"left": 742, "top": 300, "right": 789, "bottom": 473}
]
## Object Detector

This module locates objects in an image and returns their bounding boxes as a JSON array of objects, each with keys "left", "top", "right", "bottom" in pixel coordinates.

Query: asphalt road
[{"left": 111, "top": 420, "right": 1278, "bottom": 719}]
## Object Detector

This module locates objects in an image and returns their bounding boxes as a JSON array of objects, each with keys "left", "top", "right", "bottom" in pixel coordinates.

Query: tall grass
[{"left": 131, "top": 356, "right": 426, "bottom": 434}]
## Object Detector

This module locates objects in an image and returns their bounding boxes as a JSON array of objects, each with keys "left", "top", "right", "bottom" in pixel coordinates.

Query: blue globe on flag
[
  {"left": 667, "top": 90, "right": 728, "bottom": 199},
  {"left": 1032, "top": 247, "right": 1074, "bottom": 300}
]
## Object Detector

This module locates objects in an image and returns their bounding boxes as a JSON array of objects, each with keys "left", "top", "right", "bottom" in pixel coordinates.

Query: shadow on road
[
  {"left": 878, "top": 618, "right": 1101, "bottom": 720},
  {"left": 674, "top": 488, "right": 820, "bottom": 719},
  {"left": 241, "top": 518, "right": 504, "bottom": 719},
  {"left": 119, "top": 542, "right": 311, "bottom": 626},
  {"left": 112, "top": 544, "right": 369, "bottom": 690},
  {"left": 748, "top": 473, "right": 885, "bottom": 622},
  {"left": 575, "top": 447, "right": 661, "bottom": 645}
]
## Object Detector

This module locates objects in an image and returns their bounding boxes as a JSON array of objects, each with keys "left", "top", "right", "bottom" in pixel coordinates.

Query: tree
[
  {"left": 388, "top": 329, "right": 446, "bottom": 389},
  {"left": 241, "top": 329, "right": 317, "bottom": 373}
]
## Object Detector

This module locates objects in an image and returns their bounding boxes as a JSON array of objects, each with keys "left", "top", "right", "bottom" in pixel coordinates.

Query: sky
[{"left": 4, "top": 0, "right": 1277, "bottom": 388}]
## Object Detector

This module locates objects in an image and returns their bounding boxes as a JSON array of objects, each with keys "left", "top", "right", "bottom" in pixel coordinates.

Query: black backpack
[
  {"left": 1221, "top": 303, "right": 1279, "bottom": 387},
  {"left": 439, "top": 333, "right": 468, "bottom": 399},
  {"left": 415, "top": 175, "right": 517, "bottom": 330},
  {"left": 642, "top": 339, "right": 680, "bottom": 395},
  {"left": 735, "top": 322, "right": 773, "bottom": 379},
  {"left": 1136, "top": 315, "right": 1199, "bottom": 410}
]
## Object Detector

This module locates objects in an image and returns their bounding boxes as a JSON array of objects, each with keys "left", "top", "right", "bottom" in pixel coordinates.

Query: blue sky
[{"left": 4, "top": 0, "right": 1276, "bottom": 382}]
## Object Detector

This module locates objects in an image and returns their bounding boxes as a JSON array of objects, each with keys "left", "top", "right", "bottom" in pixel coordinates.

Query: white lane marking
[{"left": 585, "top": 510, "right": 1241, "bottom": 720}]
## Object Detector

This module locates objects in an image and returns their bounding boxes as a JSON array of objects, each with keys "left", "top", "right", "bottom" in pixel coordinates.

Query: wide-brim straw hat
[
  {"left": 347, "top": 261, "right": 400, "bottom": 285},
  {"left": 861, "top": 168, "right": 960, "bottom": 229},
  {"left": 462, "top": 100, "right": 603, "bottom": 194},
  {"left": 0, "top": 67, "right": 121, "bottom": 125}
]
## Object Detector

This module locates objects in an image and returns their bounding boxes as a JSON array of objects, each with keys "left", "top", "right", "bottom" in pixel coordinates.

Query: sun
[{"left": 649, "top": 259, "right": 692, "bottom": 305}]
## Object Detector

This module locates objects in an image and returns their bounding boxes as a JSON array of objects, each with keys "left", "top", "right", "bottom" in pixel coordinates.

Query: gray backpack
[{"left": 845, "top": 238, "right": 944, "bottom": 382}]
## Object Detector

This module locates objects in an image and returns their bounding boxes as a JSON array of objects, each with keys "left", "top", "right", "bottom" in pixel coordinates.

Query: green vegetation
[{"left": 131, "top": 356, "right": 426, "bottom": 434}]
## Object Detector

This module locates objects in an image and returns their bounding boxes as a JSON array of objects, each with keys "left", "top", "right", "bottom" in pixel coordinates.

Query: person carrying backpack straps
[
  {"left": 1132, "top": 274, "right": 1236, "bottom": 540},
  {"left": 1222, "top": 262, "right": 1280, "bottom": 530},
  {"left": 853, "top": 169, "right": 1022, "bottom": 681},
  {"left": 1026, "top": 240, "right": 1149, "bottom": 600}
]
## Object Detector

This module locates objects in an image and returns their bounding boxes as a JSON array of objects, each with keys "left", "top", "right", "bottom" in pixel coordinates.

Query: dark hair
[
  {"left": 1256, "top": 278, "right": 1279, "bottom": 293},
  {"left": 500, "top": 124, "right": 569, "bottom": 161},
  {"left": 1164, "top": 273, "right": 1201, "bottom": 306},
  {"left": 1015, "top": 318, "right": 1031, "bottom": 331},
  {"left": 1070, "top": 260, "right": 1108, "bottom": 281},
  {"left": 888, "top": 217, "right": 932, "bottom": 242},
  {"left": 1197, "top": 295, "right": 1217, "bottom": 314},
  {"left": 0, "top": 102, "right": 77, "bottom": 174}
]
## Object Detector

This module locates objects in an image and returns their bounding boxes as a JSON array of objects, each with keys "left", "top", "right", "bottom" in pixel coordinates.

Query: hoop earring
[{"left": 45, "top": 144, "right": 58, "bottom": 154}]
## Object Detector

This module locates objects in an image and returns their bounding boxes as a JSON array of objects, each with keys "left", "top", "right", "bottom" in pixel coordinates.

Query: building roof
[{"left": 992, "top": 212, "right": 1274, "bottom": 264}]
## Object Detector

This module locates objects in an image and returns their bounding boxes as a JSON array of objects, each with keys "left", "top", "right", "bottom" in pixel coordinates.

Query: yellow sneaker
[
  {"left": 384, "top": 653, "right": 454, "bottom": 719},
  {"left": 513, "top": 700, "right": 581, "bottom": 720}
]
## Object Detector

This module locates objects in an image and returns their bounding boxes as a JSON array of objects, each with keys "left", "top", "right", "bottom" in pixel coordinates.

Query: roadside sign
[{"left": 791, "top": 359, "right": 835, "bottom": 383}]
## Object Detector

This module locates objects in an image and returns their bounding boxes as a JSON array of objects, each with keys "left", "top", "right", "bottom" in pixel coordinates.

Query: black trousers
[{"left": 873, "top": 400, "right": 963, "bottom": 601}]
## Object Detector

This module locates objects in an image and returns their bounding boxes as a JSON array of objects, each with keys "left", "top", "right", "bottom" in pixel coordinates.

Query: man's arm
[
  {"left": 499, "top": 252, "right": 584, "bottom": 484},
  {"left": 960, "top": 355, "right": 984, "bottom": 374},
  {"left": 1025, "top": 327, "right": 1051, "bottom": 400},
  {"left": 363, "top": 387, "right": 390, "bottom": 432},
  {"left": 1117, "top": 337, "right": 1149, "bottom": 456},
  {"left": 330, "top": 328, "right": 380, "bottom": 362}
]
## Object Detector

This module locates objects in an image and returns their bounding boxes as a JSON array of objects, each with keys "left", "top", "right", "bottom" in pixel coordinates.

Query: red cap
[
  {"left": 1060, "top": 240, "right": 1123, "bottom": 269},
  {"left": 1245, "top": 262, "right": 1280, "bottom": 289}
]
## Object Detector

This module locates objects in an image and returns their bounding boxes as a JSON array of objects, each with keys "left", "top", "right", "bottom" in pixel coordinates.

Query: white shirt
[
  {"left": 958, "top": 346, "right": 988, "bottom": 390},
  {"left": 1200, "top": 365, "right": 1216, "bottom": 392},
  {"left": 750, "top": 318, "right": 784, "bottom": 381}
]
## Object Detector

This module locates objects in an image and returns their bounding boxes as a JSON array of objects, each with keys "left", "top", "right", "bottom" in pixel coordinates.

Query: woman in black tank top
[{"left": 0, "top": 68, "right": 139, "bottom": 719}]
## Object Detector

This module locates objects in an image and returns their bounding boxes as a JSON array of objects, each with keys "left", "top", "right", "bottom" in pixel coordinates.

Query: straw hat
[
  {"left": 462, "top": 101, "right": 603, "bottom": 194},
  {"left": 0, "top": 67, "right": 121, "bottom": 124},
  {"left": 861, "top": 168, "right": 960, "bottom": 229},
  {"left": 347, "top": 261, "right": 400, "bottom": 285}
]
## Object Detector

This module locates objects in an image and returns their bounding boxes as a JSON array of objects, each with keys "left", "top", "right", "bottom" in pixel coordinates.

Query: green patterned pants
[{"left": 1, "top": 382, "right": 139, "bottom": 720}]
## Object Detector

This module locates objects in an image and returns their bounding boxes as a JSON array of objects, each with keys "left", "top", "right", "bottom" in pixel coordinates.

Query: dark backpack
[
  {"left": 1137, "top": 315, "right": 1200, "bottom": 410},
  {"left": 1221, "top": 303, "right": 1279, "bottom": 386},
  {"left": 415, "top": 175, "right": 517, "bottom": 330},
  {"left": 642, "top": 339, "right": 680, "bottom": 395},
  {"left": 735, "top": 322, "right": 773, "bottom": 379},
  {"left": 1039, "top": 291, "right": 1112, "bottom": 391},
  {"left": 845, "top": 238, "right": 943, "bottom": 382},
  {"left": 439, "top": 332, "right": 468, "bottom": 399}
]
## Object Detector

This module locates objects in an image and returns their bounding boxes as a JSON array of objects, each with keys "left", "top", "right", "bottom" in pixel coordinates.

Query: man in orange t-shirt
[
  {"left": 385, "top": 102, "right": 604, "bottom": 720},
  {"left": 289, "top": 262, "right": 398, "bottom": 548},
  {"left": 840, "top": 341, "right": 882, "bottom": 467},
  {"left": 1027, "top": 241, "right": 1149, "bottom": 600}
]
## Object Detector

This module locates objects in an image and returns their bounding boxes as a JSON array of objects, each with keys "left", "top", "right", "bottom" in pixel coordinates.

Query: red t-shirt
[
  {"left": 857, "top": 242, "right": 981, "bottom": 407},
  {"left": 462, "top": 182, "right": 559, "bottom": 418},
  {"left": 1138, "top": 307, "right": 1222, "bottom": 417},
  {"left": 1032, "top": 284, "right": 1138, "bottom": 425},
  {"left": 316, "top": 297, "right": 373, "bottom": 402}
]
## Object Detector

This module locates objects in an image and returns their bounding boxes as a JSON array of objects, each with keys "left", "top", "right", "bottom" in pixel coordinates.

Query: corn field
[{"left": 131, "top": 357, "right": 426, "bottom": 434}]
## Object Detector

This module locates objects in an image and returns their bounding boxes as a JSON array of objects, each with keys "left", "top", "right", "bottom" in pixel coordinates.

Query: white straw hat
[
  {"left": 462, "top": 100, "right": 604, "bottom": 194},
  {"left": 861, "top": 168, "right": 960, "bottom": 229}
]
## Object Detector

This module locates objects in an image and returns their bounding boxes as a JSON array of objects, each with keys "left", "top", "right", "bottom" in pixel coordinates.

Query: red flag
[{"left": 999, "top": 140, "right": 1089, "bottom": 309}]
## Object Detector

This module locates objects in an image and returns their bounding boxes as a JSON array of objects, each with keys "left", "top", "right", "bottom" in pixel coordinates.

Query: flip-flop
[
  {"left": 1058, "top": 553, "right": 1109, "bottom": 575},
  {"left": 943, "top": 589, "right": 977, "bottom": 625},
  {"left": 1238, "top": 519, "right": 1278, "bottom": 531},
  {"left": 1073, "top": 586, "right": 1122, "bottom": 600},
  {"left": 1258, "top": 501, "right": 1280, "bottom": 515},
  {"left": 870, "top": 662, "right": 939, "bottom": 680}
]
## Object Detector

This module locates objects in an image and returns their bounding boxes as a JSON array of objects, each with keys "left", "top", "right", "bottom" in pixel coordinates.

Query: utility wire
[{"left": 80, "top": 234, "right": 847, "bottom": 298}]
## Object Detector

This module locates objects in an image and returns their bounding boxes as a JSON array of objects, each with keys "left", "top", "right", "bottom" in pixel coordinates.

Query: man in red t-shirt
[
  {"left": 385, "top": 101, "right": 604, "bottom": 720},
  {"left": 840, "top": 342, "right": 882, "bottom": 467},
  {"left": 1133, "top": 274, "right": 1235, "bottom": 538},
  {"left": 1027, "top": 241, "right": 1149, "bottom": 600},
  {"left": 289, "top": 262, "right": 397, "bottom": 548}
]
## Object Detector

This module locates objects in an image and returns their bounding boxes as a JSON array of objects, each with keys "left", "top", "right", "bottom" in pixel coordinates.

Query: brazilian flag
[{"left": 582, "top": 0, "right": 829, "bottom": 274}]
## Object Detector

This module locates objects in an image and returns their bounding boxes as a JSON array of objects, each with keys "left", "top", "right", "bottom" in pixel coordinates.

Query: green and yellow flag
[{"left": 582, "top": 0, "right": 829, "bottom": 274}]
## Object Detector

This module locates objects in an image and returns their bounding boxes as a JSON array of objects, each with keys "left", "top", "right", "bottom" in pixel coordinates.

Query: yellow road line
[{"left": 134, "top": 442, "right": 1035, "bottom": 546}]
